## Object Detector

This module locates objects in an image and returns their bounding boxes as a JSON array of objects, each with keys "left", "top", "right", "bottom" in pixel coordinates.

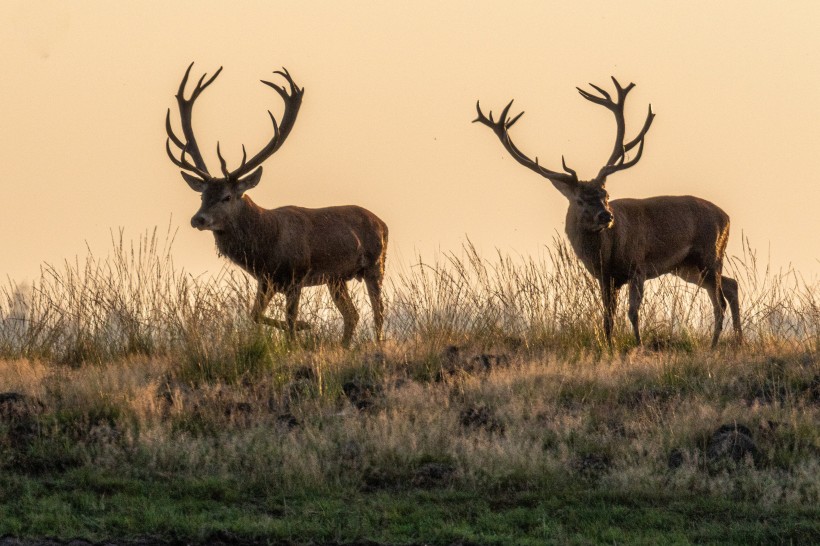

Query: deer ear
[
  {"left": 550, "top": 179, "right": 577, "bottom": 200},
  {"left": 181, "top": 171, "right": 206, "bottom": 192},
  {"left": 235, "top": 167, "right": 263, "bottom": 193}
]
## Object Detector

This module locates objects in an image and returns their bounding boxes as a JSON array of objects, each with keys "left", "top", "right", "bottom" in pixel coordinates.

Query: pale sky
[{"left": 2, "top": 1, "right": 819, "bottom": 285}]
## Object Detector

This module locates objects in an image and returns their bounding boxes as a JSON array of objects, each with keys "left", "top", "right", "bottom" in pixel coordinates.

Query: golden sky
[{"left": 2, "top": 1, "right": 819, "bottom": 283}]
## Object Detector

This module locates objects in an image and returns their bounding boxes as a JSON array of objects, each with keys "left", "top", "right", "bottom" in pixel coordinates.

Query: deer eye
[{"left": 221, "top": 195, "right": 232, "bottom": 203}]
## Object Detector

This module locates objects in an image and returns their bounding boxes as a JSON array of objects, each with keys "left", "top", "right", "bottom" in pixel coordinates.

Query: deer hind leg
[
  {"left": 702, "top": 272, "right": 727, "bottom": 349},
  {"left": 721, "top": 275, "right": 743, "bottom": 345},
  {"left": 628, "top": 276, "right": 645, "bottom": 346},
  {"left": 329, "top": 280, "right": 359, "bottom": 348},
  {"left": 364, "top": 274, "right": 384, "bottom": 343}
]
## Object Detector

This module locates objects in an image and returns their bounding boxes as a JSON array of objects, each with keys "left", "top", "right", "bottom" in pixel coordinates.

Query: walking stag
[
  {"left": 474, "top": 78, "right": 742, "bottom": 348},
  {"left": 166, "top": 63, "right": 388, "bottom": 346}
]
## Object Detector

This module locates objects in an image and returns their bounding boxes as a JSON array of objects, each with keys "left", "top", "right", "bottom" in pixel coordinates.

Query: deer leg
[
  {"left": 703, "top": 273, "right": 727, "bottom": 349},
  {"left": 599, "top": 278, "right": 619, "bottom": 348},
  {"left": 628, "top": 276, "right": 645, "bottom": 346},
  {"left": 721, "top": 275, "right": 743, "bottom": 345},
  {"left": 364, "top": 275, "right": 385, "bottom": 342},
  {"left": 284, "top": 285, "right": 304, "bottom": 341},
  {"left": 252, "top": 281, "right": 310, "bottom": 332},
  {"left": 329, "top": 280, "right": 359, "bottom": 348},
  {"left": 252, "top": 280, "right": 283, "bottom": 328}
]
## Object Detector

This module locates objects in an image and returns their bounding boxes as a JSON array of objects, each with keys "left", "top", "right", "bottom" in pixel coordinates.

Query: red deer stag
[
  {"left": 475, "top": 78, "right": 742, "bottom": 348},
  {"left": 166, "top": 63, "right": 388, "bottom": 347}
]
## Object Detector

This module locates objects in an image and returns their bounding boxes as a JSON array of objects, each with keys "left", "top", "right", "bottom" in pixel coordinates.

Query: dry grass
[{"left": 0, "top": 229, "right": 818, "bottom": 511}]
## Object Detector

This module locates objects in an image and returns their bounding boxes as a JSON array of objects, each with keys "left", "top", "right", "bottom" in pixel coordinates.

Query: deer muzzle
[
  {"left": 596, "top": 210, "right": 614, "bottom": 229},
  {"left": 191, "top": 214, "right": 210, "bottom": 230}
]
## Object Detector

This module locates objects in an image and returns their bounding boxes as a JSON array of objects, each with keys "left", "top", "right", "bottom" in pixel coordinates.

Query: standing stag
[
  {"left": 166, "top": 63, "right": 388, "bottom": 346},
  {"left": 475, "top": 78, "right": 742, "bottom": 348}
]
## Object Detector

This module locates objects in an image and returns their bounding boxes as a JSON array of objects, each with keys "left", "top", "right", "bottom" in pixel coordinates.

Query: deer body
[
  {"left": 213, "top": 199, "right": 387, "bottom": 289},
  {"left": 476, "top": 79, "right": 742, "bottom": 348},
  {"left": 566, "top": 195, "right": 729, "bottom": 282},
  {"left": 166, "top": 63, "right": 387, "bottom": 346}
]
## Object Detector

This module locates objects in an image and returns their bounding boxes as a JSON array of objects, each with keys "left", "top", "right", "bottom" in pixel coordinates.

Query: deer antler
[
  {"left": 166, "top": 62, "right": 223, "bottom": 180},
  {"left": 473, "top": 100, "right": 578, "bottom": 185},
  {"left": 577, "top": 77, "right": 655, "bottom": 181},
  {"left": 166, "top": 64, "right": 304, "bottom": 183},
  {"left": 220, "top": 68, "right": 304, "bottom": 180}
]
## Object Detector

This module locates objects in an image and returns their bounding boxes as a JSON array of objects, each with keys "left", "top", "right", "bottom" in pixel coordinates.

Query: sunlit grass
[{"left": 0, "top": 229, "right": 817, "bottom": 542}]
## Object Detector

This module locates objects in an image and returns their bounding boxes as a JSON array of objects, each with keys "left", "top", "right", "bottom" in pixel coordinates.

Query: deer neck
[
  {"left": 213, "top": 196, "right": 275, "bottom": 276},
  {"left": 564, "top": 204, "right": 611, "bottom": 279}
]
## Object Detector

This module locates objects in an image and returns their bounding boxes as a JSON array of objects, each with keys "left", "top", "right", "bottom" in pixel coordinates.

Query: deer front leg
[
  {"left": 600, "top": 277, "right": 619, "bottom": 348},
  {"left": 628, "top": 276, "right": 645, "bottom": 346},
  {"left": 252, "top": 280, "right": 280, "bottom": 326},
  {"left": 253, "top": 280, "right": 310, "bottom": 332}
]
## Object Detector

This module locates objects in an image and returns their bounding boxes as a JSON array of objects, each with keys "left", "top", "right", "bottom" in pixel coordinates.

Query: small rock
[
  {"left": 343, "top": 379, "right": 381, "bottom": 411},
  {"left": 459, "top": 405, "right": 505, "bottom": 434},
  {"left": 276, "top": 413, "right": 300, "bottom": 429},
  {"left": 0, "top": 392, "right": 42, "bottom": 421},
  {"left": 573, "top": 452, "right": 613, "bottom": 478},
  {"left": 706, "top": 423, "right": 760, "bottom": 465},
  {"left": 667, "top": 448, "right": 685, "bottom": 469},
  {"left": 292, "top": 366, "right": 317, "bottom": 381},
  {"left": 411, "top": 462, "right": 456, "bottom": 488}
]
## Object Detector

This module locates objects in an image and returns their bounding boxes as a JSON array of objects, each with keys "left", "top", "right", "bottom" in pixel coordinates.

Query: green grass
[{"left": 1, "top": 470, "right": 817, "bottom": 544}]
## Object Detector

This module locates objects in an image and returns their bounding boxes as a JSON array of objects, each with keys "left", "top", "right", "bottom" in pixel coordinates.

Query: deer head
[
  {"left": 165, "top": 63, "right": 304, "bottom": 231},
  {"left": 474, "top": 77, "right": 654, "bottom": 233}
]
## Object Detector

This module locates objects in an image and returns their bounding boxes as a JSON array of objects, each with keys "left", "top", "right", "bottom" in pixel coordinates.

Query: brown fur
[
  {"left": 210, "top": 193, "right": 389, "bottom": 346},
  {"left": 564, "top": 191, "right": 741, "bottom": 347},
  {"left": 476, "top": 78, "right": 742, "bottom": 348},
  {"left": 166, "top": 63, "right": 388, "bottom": 346}
]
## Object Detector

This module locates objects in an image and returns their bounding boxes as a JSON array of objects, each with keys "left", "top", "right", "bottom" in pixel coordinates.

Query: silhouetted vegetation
[{"left": 0, "top": 230, "right": 817, "bottom": 544}]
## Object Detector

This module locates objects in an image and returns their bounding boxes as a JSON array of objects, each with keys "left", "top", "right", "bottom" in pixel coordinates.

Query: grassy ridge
[{"left": 0, "top": 230, "right": 818, "bottom": 544}]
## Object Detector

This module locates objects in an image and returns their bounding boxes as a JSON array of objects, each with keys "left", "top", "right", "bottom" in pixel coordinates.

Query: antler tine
[
  {"left": 165, "top": 109, "right": 184, "bottom": 149},
  {"left": 498, "top": 99, "right": 515, "bottom": 125},
  {"left": 167, "top": 62, "right": 225, "bottom": 178},
  {"left": 188, "top": 66, "right": 223, "bottom": 101},
  {"left": 216, "top": 142, "right": 230, "bottom": 178},
  {"left": 506, "top": 110, "right": 525, "bottom": 128},
  {"left": 165, "top": 138, "right": 186, "bottom": 168},
  {"left": 585, "top": 78, "right": 654, "bottom": 180},
  {"left": 176, "top": 62, "right": 195, "bottom": 101},
  {"left": 473, "top": 100, "right": 492, "bottom": 125},
  {"left": 612, "top": 77, "right": 636, "bottom": 100},
  {"left": 473, "top": 98, "right": 578, "bottom": 185},
  {"left": 165, "top": 139, "right": 210, "bottom": 180},
  {"left": 577, "top": 84, "right": 611, "bottom": 107},
  {"left": 623, "top": 104, "right": 655, "bottom": 153},
  {"left": 598, "top": 136, "right": 647, "bottom": 179},
  {"left": 474, "top": 100, "right": 522, "bottom": 134},
  {"left": 561, "top": 156, "right": 578, "bottom": 179},
  {"left": 272, "top": 67, "right": 304, "bottom": 94},
  {"left": 166, "top": 94, "right": 209, "bottom": 180}
]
